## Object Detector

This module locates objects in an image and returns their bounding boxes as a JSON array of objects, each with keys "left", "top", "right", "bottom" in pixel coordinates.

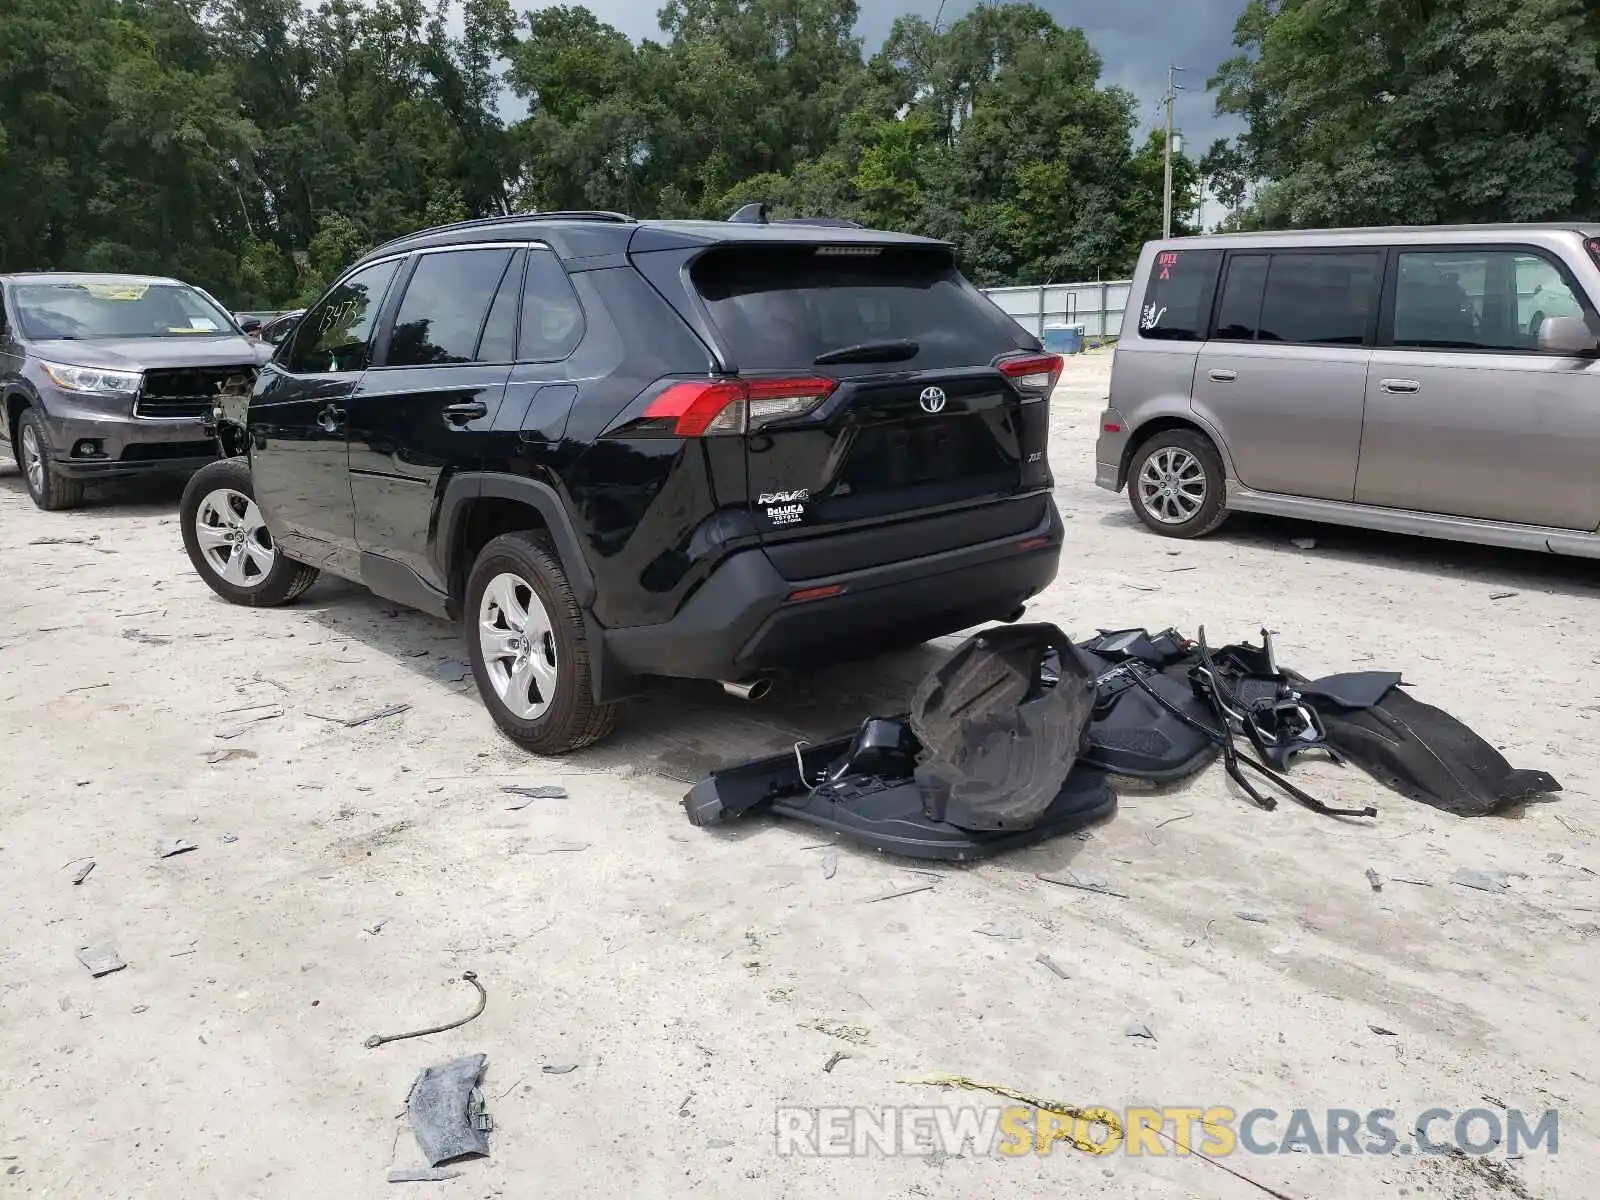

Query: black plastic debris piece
[
  {"left": 1310, "top": 687, "right": 1561, "bottom": 817},
  {"left": 407, "top": 1054, "right": 491, "bottom": 1167},
  {"left": 77, "top": 946, "right": 126, "bottom": 977},
  {"left": 911, "top": 624, "right": 1096, "bottom": 831}
]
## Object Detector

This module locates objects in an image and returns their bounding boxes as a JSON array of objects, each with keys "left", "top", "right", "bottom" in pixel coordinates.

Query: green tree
[{"left": 1212, "top": 0, "right": 1600, "bottom": 227}]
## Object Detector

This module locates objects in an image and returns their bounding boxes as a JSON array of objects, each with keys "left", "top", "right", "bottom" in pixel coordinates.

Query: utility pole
[{"left": 1162, "top": 64, "right": 1184, "bottom": 240}]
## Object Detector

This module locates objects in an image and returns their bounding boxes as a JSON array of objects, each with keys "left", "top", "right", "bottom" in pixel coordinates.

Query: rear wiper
[{"left": 813, "top": 338, "right": 919, "bottom": 365}]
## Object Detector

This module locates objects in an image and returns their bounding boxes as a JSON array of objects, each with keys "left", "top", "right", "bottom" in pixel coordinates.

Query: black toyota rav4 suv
[{"left": 181, "top": 210, "right": 1065, "bottom": 753}]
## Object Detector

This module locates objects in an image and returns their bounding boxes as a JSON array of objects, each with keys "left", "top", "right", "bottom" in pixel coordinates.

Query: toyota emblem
[{"left": 919, "top": 386, "right": 947, "bottom": 414}]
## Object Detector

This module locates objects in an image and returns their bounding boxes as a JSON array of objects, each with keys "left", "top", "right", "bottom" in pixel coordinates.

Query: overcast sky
[{"left": 543, "top": 0, "right": 1248, "bottom": 151}]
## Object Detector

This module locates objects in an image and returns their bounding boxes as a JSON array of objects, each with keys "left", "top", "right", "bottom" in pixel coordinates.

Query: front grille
[{"left": 135, "top": 366, "right": 253, "bottom": 420}]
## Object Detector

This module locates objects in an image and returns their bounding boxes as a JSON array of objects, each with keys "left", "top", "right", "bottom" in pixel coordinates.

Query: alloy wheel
[
  {"left": 1136, "top": 446, "right": 1208, "bottom": 525},
  {"left": 194, "top": 488, "right": 277, "bottom": 586},
  {"left": 478, "top": 572, "right": 559, "bottom": 720},
  {"left": 19, "top": 424, "right": 45, "bottom": 495}
]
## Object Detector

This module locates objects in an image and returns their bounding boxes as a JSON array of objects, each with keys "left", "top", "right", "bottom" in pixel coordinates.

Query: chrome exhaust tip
[{"left": 721, "top": 678, "right": 773, "bottom": 702}]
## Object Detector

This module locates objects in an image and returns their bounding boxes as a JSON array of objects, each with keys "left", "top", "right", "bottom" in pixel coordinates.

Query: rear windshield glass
[
  {"left": 690, "top": 246, "right": 1028, "bottom": 372},
  {"left": 12, "top": 281, "right": 236, "bottom": 339}
]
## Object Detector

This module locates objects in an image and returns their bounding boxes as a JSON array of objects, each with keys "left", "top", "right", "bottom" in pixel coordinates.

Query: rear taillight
[
  {"left": 997, "top": 353, "right": 1064, "bottom": 401},
  {"left": 1587, "top": 238, "right": 1600, "bottom": 270},
  {"left": 641, "top": 376, "right": 836, "bottom": 437}
]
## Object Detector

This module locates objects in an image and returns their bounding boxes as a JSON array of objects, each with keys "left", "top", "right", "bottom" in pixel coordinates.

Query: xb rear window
[
  {"left": 690, "top": 245, "right": 1028, "bottom": 373},
  {"left": 1135, "top": 249, "right": 1222, "bottom": 341}
]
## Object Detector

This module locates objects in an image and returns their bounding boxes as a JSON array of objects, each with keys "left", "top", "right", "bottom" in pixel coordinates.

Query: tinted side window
[
  {"left": 284, "top": 260, "right": 400, "bottom": 374},
  {"left": 1136, "top": 248, "right": 1222, "bottom": 341},
  {"left": 1257, "top": 252, "right": 1381, "bottom": 346},
  {"left": 476, "top": 251, "right": 524, "bottom": 363},
  {"left": 519, "top": 250, "right": 584, "bottom": 362},
  {"left": 1391, "top": 249, "right": 1588, "bottom": 352},
  {"left": 387, "top": 247, "right": 516, "bottom": 368},
  {"left": 1212, "top": 254, "right": 1269, "bottom": 340}
]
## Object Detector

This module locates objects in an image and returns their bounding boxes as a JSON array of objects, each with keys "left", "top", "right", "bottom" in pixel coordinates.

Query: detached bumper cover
[{"left": 604, "top": 498, "right": 1064, "bottom": 681}]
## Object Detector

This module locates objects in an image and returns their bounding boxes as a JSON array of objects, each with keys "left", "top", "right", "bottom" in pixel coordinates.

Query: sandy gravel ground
[{"left": 1, "top": 348, "right": 1596, "bottom": 1199}]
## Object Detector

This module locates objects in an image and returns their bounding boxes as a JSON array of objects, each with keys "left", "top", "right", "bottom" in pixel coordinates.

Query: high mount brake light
[
  {"left": 642, "top": 377, "right": 836, "bottom": 437},
  {"left": 997, "top": 353, "right": 1064, "bottom": 399}
]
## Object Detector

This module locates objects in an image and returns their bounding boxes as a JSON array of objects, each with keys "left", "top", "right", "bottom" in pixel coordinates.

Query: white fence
[{"left": 982, "top": 279, "right": 1134, "bottom": 340}]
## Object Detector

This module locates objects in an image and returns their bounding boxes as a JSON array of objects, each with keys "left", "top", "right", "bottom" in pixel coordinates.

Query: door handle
[
  {"left": 443, "top": 400, "right": 488, "bottom": 426},
  {"left": 316, "top": 403, "right": 345, "bottom": 433},
  {"left": 1379, "top": 379, "right": 1421, "bottom": 394},
  {"left": 1208, "top": 369, "right": 1237, "bottom": 383}
]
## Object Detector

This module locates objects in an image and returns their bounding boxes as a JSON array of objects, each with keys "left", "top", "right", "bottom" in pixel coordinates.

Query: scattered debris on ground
[
  {"left": 76, "top": 947, "right": 126, "bottom": 977},
  {"left": 1036, "top": 954, "right": 1070, "bottom": 980},
  {"left": 216, "top": 707, "right": 284, "bottom": 739},
  {"left": 1365, "top": 868, "right": 1383, "bottom": 891},
  {"left": 804, "top": 1019, "right": 869, "bottom": 1044},
  {"left": 820, "top": 850, "right": 838, "bottom": 879},
  {"left": 405, "top": 1053, "right": 491, "bottom": 1168},
  {"left": 823, "top": 1051, "right": 848, "bottom": 1072},
  {"left": 503, "top": 785, "right": 568, "bottom": 809},
  {"left": 1124, "top": 1022, "right": 1156, "bottom": 1040},
  {"left": 1451, "top": 868, "right": 1516, "bottom": 894},
  {"left": 541, "top": 1063, "right": 578, "bottom": 1075},
  {"left": 386, "top": 1168, "right": 461, "bottom": 1183},
  {"left": 122, "top": 629, "right": 171, "bottom": 646},
  {"left": 366, "top": 972, "right": 486, "bottom": 1049},
  {"left": 155, "top": 837, "right": 197, "bottom": 859},
  {"left": 66, "top": 859, "right": 95, "bottom": 885},
  {"left": 1037, "top": 869, "right": 1127, "bottom": 898},
  {"left": 863, "top": 883, "right": 936, "bottom": 904}
]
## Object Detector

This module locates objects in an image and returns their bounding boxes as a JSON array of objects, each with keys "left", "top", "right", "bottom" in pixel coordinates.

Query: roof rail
[
  {"left": 726, "top": 203, "right": 862, "bottom": 230},
  {"left": 368, "top": 209, "right": 636, "bottom": 255},
  {"left": 774, "top": 217, "right": 863, "bottom": 229}
]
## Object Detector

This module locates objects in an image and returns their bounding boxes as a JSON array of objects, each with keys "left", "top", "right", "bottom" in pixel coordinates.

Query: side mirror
[
  {"left": 240, "top": 318, "right": 262, "bottom": 335},
  {"left": 1538, "top": 315, "right": 1600, "bottom": 354}
]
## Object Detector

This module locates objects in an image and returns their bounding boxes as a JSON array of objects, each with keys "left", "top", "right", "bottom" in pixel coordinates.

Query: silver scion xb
[{"left": 1095, "top": 224, "right": 1600, "bottom": 558}]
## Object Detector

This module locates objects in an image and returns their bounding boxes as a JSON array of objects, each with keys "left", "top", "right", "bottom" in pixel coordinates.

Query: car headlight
[{"left": 39, "top": 360, "right": 142, "bottom": 396}]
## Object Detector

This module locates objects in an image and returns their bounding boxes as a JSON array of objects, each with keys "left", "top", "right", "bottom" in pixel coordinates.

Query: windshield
[{"left": 12, "top": 281, "right": 238, "bottom": 340}]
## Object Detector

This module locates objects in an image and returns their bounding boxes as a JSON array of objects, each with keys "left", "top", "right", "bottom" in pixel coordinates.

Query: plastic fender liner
[
  {"left": 909, "top": 623, "right": 1096, "bottom": 832},
  {"left": 680, "top": 721, "right": 1116, "bottom": 861},
  {"left": 1309, "top": 687, "right": 1562, "bottom": 817}
]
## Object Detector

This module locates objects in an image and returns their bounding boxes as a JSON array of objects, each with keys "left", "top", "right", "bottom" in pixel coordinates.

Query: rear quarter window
[
  {"left": 689, "top": 245, "right": 1029, "bottom": 373},
  {"left": 1135, "top": 248, "right": 1222, "bottom": 341}
]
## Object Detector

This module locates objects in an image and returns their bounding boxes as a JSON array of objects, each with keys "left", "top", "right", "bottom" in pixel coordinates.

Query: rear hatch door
[{"left": 687, "top": 243, "right": 1058, "bottom": 570}]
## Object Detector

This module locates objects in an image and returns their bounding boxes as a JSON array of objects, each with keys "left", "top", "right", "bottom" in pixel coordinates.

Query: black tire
[
  {"left": 180, "top": 457, "right": 319, "bottom": 606},
  {"left": 1126, "top": 428, "right": 1230, "bottom": 539},
  {"left": 15, "top": 407, "right": 85, "bottom": 511},
  {"left": 464, "top": 531, "right": 620, "bottom": 755}
]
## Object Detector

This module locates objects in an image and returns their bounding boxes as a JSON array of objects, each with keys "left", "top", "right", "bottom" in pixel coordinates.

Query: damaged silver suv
[{"left": 1, "top": 273, "right": 271, "bottom": 510}]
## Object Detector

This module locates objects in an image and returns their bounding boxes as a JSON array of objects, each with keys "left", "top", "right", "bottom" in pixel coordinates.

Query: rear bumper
[
  {"left": 604, "top": 499, "right": 1064, "bottom": 682},
  {"left": 1094, "top": 406, "right": 1127, "bottom": 492}
]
